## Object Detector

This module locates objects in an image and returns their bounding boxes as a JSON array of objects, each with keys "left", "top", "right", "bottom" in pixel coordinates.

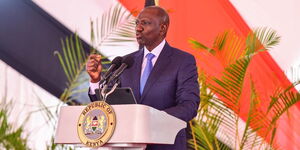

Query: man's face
[{"left": 135, "top": 9, "right": 164, "bottom": 50}]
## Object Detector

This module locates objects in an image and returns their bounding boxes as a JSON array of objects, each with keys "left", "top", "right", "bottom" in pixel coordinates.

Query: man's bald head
[{"left": 142, "top": 6, "right": 170, "bottom": 27}]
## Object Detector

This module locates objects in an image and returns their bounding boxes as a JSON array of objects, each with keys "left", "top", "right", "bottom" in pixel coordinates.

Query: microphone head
[
  {"left": 122, "top": 56, "right": 134, "bottom": 68},
  {"left": 111, "top": 56, "right": 123, "bottom": 68}
]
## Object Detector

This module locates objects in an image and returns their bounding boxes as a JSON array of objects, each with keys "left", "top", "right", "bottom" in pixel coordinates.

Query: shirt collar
[{"left": 143, "top": 39, "right": 166, "bottom": 58}]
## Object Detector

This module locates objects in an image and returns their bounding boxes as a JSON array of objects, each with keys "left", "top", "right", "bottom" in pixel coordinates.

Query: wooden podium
[{"left": 55, "top": 104, "right": 186, "bottom": 150}]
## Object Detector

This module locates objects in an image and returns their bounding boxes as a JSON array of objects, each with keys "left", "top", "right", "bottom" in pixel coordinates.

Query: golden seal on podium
[{"left": 77, "top": 101, "right": 116, "bottom": 148}]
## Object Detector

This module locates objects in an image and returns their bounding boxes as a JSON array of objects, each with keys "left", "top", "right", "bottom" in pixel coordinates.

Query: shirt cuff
[{"left": 89, "top": 81, "right": 100, "bottom": 95}]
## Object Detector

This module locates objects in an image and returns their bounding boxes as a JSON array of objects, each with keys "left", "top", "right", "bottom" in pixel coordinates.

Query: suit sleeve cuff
[{"left": 89, "top": 81, "right": 99, "bottom": 95}]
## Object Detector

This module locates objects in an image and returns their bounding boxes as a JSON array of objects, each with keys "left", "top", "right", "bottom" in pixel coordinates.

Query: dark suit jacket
[{"left": 90, "top": 42, "right": 200, "bottom": 150}]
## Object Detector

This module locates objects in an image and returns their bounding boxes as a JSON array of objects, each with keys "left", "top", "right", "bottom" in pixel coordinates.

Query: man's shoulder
[
  {"left": 123, "top": 49, "right": 141, "bottom": 58},
  {"left": 169, "top": 45, "right": 195, "bottom": 60}
]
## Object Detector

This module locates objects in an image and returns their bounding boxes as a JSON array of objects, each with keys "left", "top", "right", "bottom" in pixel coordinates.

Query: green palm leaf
[
  {"left": 189, "top": 120, "right": 232, "bottom": 150},
  {"left": 0, "top": 100, "right": 29, "bottom": 150},
  {"left": 92, "top": 4, "right": 136, "bottom": 48},
  {"left": 239, "top": 80, "right": 270, "bottom": 150},
  {"left": 267, "top": 81, "right": 300, "bottom": 120},
  {"left": 254, "top": 27, "right": 280, "bottom": 51},
  {"left": 188, "top": 39, "right": 215, "bottom": 54},
  {"left": 189, "top": 73, "right": 234, "bottom": 150},
  {"left": 54, "top": 34, "right": 89, "bottom": 103},
  {"left": 209, "top": 56, "right": 251, "bottom": 112}
]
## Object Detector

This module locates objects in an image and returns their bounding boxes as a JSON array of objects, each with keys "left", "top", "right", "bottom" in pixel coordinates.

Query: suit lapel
[{"left": 140, "top": 43, "right": 173, "bottom": 102}]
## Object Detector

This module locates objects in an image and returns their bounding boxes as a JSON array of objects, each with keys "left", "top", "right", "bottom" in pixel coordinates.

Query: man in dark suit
[{"left": 86, "top": 6, "right": 200, "bottom": 150}]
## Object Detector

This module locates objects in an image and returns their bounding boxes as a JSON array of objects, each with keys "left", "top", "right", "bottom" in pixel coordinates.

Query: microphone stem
[{"left": 104, "top": 82, "right": 119, "bottom": 102}]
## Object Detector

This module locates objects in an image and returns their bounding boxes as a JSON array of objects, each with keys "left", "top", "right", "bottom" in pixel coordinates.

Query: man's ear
[{"left": 160, "top": 24, "right": 168, "bottom": 36}]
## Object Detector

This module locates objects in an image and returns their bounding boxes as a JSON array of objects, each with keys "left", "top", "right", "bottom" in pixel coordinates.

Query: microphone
[
  {"left": 107, "top": 56, "right": 134, "bottom": 84},
  {"left": 99, "top": 56, "right": 123, "bottom": 85}
]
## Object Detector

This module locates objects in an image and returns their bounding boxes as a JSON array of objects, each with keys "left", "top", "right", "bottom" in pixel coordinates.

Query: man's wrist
[
  {"left": 90, "top": 79, "right": 100, "bottom": 83},
  {"left": 90, "top": 76, "right": 101, "bottom": 83}
]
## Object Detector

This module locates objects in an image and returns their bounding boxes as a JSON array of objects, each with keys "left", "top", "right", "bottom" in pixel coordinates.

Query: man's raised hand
[{"left": 86, "top": 54, "right": 102, "bottom": 83}]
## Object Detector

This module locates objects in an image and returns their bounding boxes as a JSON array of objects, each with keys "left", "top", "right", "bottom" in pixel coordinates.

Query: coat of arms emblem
[{"left": 77, "top": 101, "right": 116, "bottom": 148}]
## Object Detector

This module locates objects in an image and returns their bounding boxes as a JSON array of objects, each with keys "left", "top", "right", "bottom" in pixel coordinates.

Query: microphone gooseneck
[
  {"left": 98, "top": 56, "right": 123, "bottom": 86},
  {"left": 107, "top": 56, "right": 134, "bottom": 85}
]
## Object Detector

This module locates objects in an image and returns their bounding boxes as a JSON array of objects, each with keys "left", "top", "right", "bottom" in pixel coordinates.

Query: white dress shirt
[
  {"left": 140, "top": 39, "right": 165, "bottom": 77},
  {"left": 89, "top": 39, "right": 166, "bottom": 94}
]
